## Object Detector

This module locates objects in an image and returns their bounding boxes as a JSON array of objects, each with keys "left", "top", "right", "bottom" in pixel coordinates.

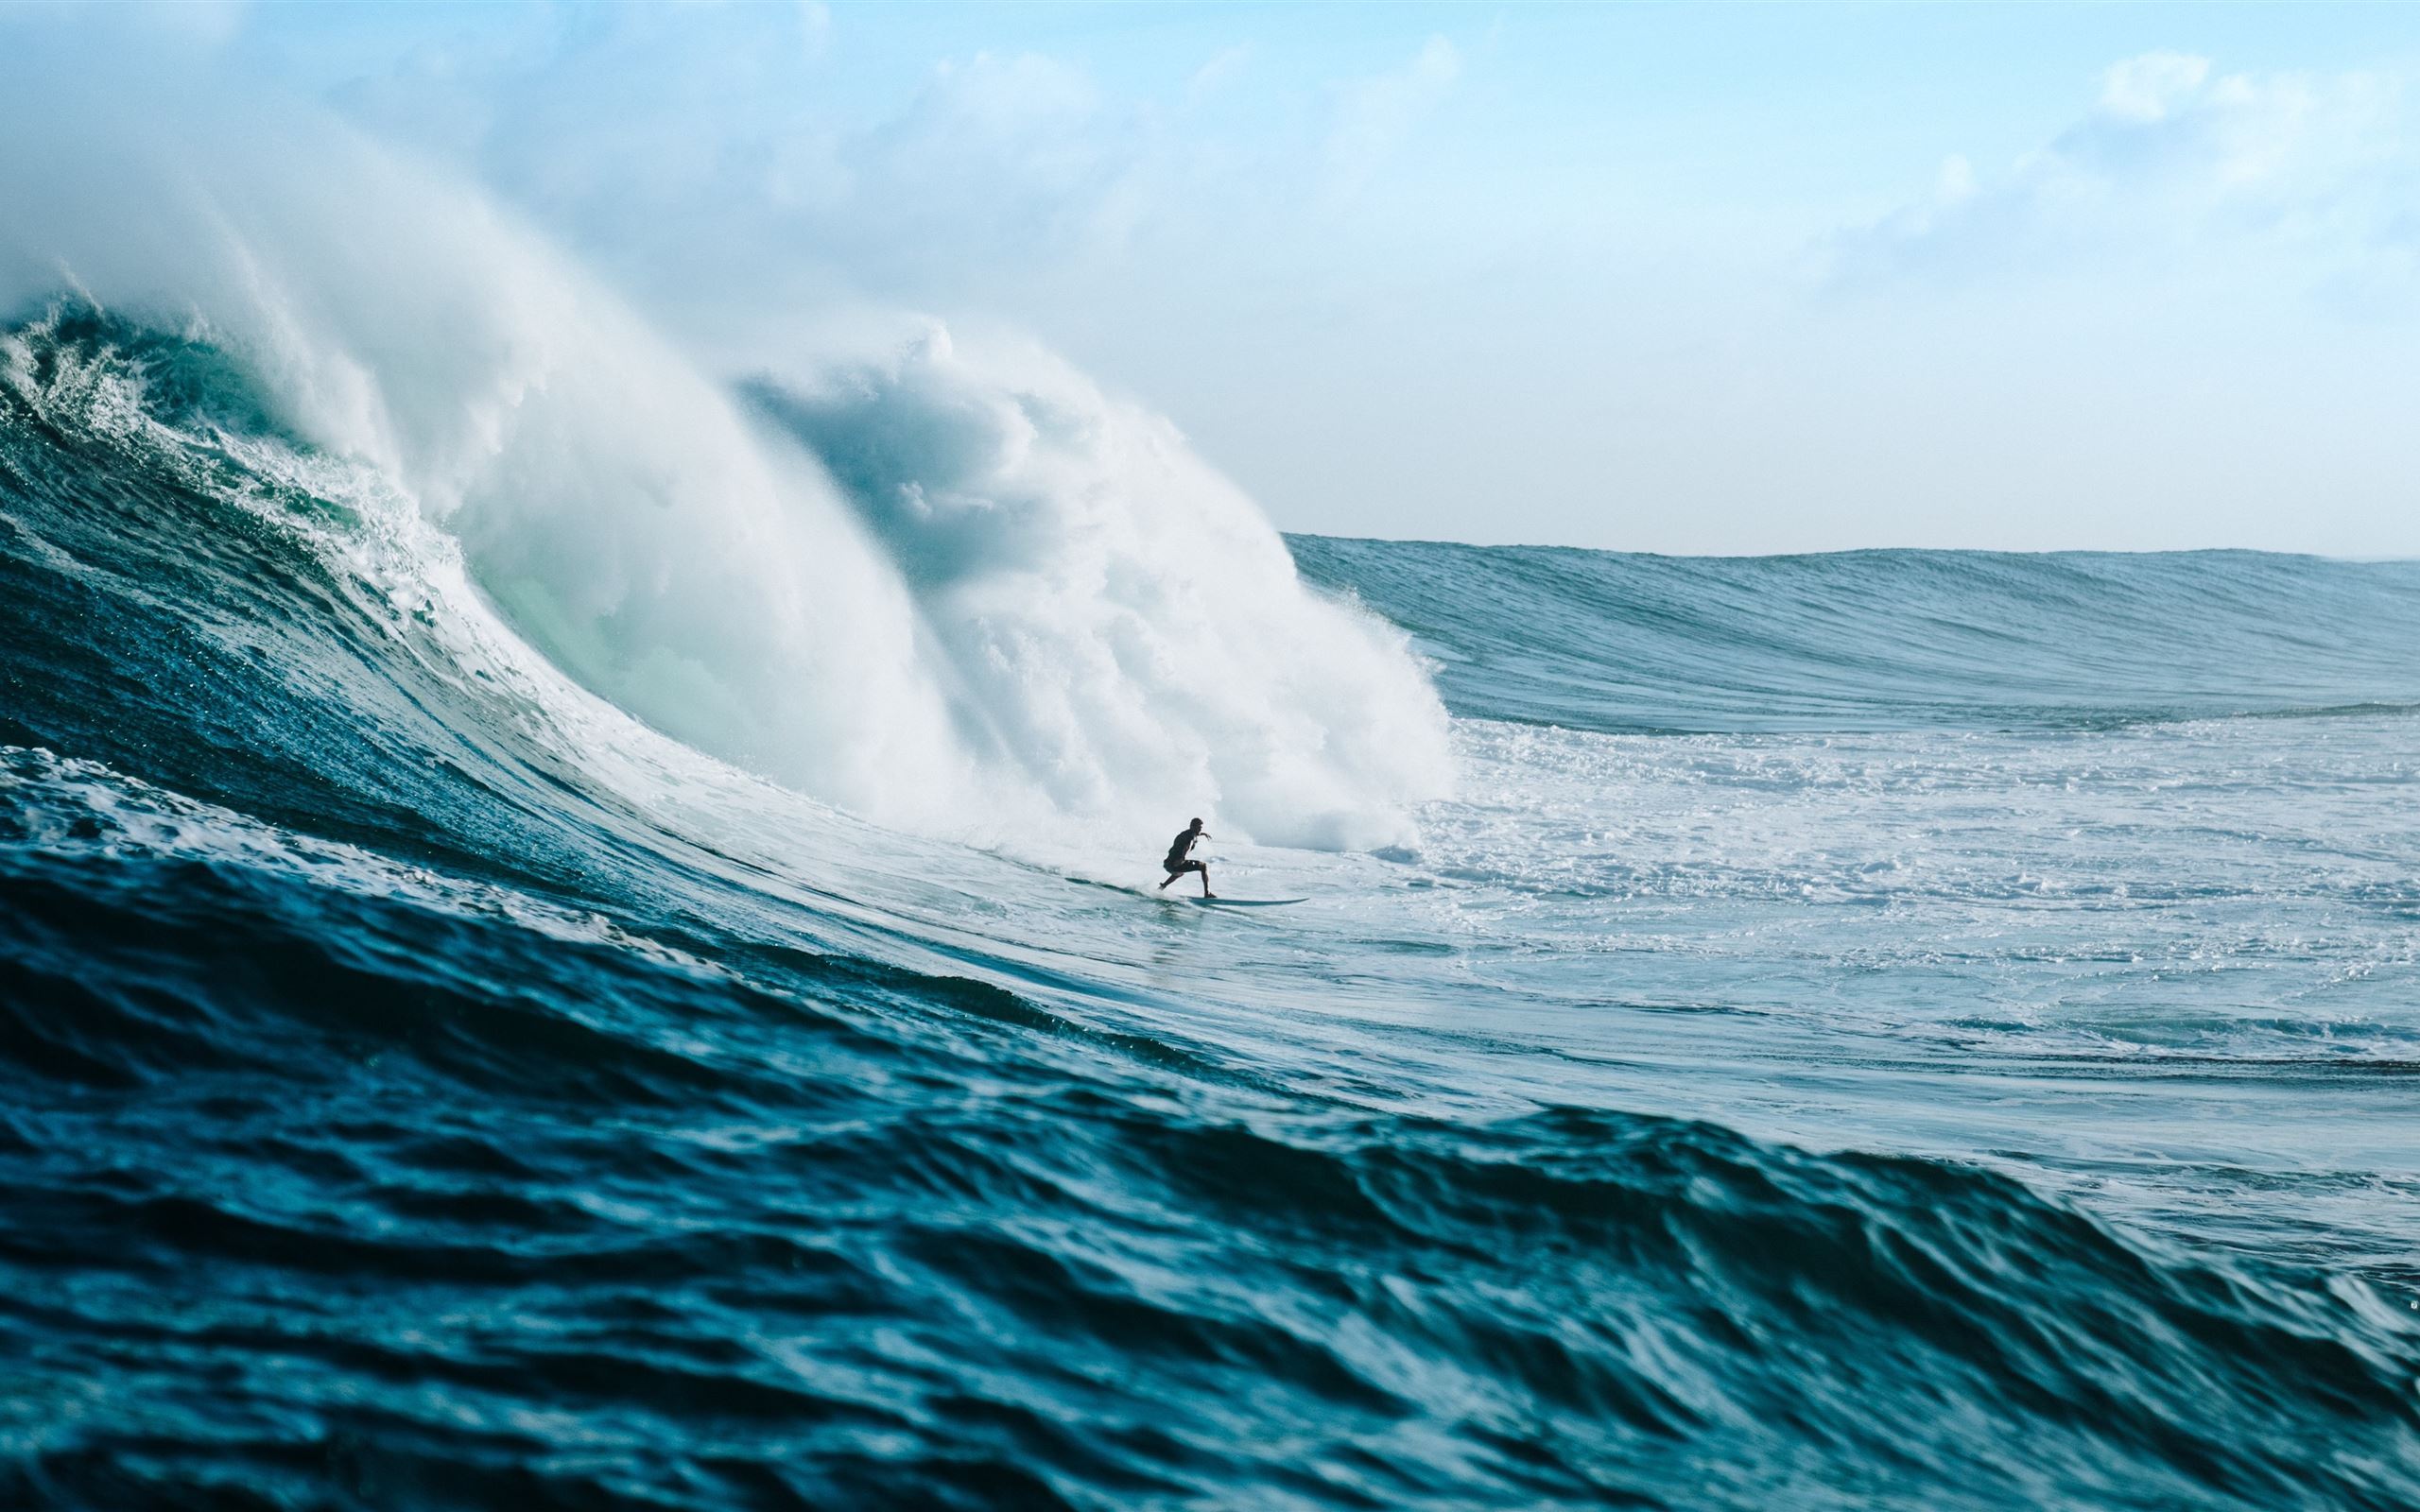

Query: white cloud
[
  {"left": 1324, "top": 35, "right": 1461, "bottom": 199},
  {"left": 1936, "top": 154, "right": 1977, "bottom": 200},
  {"left": 1829, "top": 53, "right": 2420, "bottom": 313},
  {"left": 2098, "top": 51, "right": 2211, "bottom": 123},
  {"left": 793, "top": 2, "right": 832, "bottom": 58},
  {"left": 821, "top": 52, "right": 1164, "bottom": 280},
  {"left": 321, "top": 16, "right": 1185, "bottom": 315},
  {"left": 1187, "top": 43, "right": 1252, "bottom": 105}
]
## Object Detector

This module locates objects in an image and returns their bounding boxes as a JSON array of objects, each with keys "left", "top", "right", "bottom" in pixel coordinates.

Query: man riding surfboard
[{"left": 1158, "top": 817, "right": 1214, "bottom": 898}]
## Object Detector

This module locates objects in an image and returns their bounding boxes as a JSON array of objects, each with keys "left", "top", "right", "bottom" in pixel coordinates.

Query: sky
[{"left": 11, "top": 2, "right": 2420, "bottom": 555}]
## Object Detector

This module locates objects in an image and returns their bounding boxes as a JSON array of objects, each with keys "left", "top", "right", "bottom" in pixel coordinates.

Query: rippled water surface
[{"left": 7, "top": 310, "right": 2420, "bottom": 1509}]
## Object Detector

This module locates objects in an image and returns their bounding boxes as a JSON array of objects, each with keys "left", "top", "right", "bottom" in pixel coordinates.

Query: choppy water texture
[{"left": 6, "top": 308, "right": 2420, "bottom": 1510}]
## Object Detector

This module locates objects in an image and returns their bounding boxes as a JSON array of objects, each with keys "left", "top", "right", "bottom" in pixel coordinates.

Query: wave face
[
  {"left": 8, "top": 263, "right": 2420, "bottom": 1505},
  {"left": 1292, "top": 534, "right": 2420, "bottom": 733}
]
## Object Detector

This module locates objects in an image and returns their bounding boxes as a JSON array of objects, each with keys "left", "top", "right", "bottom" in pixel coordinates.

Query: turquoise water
[{"left": 6, "top": 307, "right": 2420, "bottom": 1508}]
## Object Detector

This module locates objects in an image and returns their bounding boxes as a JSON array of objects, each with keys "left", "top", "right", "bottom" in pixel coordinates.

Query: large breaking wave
[{"left": 0, "top": 82, "right": 1447, "bottom": 853}]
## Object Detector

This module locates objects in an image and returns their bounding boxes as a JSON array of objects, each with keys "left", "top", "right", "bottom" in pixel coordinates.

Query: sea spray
[{"left": 745, "top": 325, "right": 1452, "bottom": 850}]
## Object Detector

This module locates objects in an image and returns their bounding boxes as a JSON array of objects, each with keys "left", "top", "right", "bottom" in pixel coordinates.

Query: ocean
[{"left": 5, "top": 301, "right": 2420, "bottom": 1510}]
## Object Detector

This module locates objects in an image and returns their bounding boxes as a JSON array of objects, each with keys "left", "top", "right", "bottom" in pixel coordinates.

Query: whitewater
[{"left": 6, "top": 94, "right": 2420, "bottom": 1512}]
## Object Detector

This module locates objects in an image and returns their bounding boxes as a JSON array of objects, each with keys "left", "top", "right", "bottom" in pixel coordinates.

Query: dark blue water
[{"left": 7, "top": 307, "right": 2420, "bottom": 1509}]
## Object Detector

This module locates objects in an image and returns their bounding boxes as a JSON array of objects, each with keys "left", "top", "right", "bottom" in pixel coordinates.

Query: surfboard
[{"left": 1182, "top": 897, "right": 1308, "bottom": 907}]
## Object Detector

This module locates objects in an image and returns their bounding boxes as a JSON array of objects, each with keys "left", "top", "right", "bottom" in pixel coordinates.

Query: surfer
[{"left": 1158, "top": 817, "right": 1215, "bottom": 898}]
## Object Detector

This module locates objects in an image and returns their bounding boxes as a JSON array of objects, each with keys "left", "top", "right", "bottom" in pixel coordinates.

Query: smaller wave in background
[{"left": 1293, "top": 535, "right": 2420, "bottom": 734}]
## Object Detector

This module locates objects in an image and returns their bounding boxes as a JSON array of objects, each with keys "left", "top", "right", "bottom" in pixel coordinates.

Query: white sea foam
[{"left": 744, "top": 328, "right": 1452, "bottom": 851}]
